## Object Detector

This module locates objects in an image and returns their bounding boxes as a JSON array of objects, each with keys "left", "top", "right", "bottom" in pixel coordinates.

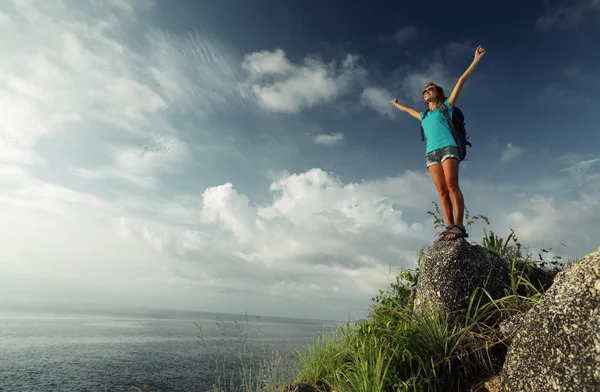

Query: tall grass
[{"left": 202, "top": 312, "right": 305, "bottom": 392}]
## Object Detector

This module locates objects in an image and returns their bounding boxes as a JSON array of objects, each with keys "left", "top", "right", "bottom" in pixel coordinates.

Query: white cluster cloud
[
  {"left": 241, "top": 49, "right": 366, "bottom": 113},
  {"left": 112, "top": 161, "right": 600, "bottom": 318},
  {"left": 111, "top": 168, "right": 440, "bottom": 318},
  {"left": 1, "top": 150, "right": 599, "bottom": 320},
  {"left": 201, "top": 168, "right": 432, "bottom": 265}
]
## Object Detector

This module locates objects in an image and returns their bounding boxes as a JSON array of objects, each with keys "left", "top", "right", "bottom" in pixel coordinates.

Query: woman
[{"left": 391, "top": 45, "right": 486, "bottom": 240}]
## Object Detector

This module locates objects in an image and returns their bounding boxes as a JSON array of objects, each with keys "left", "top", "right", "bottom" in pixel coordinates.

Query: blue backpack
[{"left": 420, "top": 105, "right": 472, "bottom": 161}]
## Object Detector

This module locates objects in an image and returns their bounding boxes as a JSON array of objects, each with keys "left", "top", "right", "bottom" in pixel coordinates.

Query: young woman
[{"left": 391, "top": 45, "right": 486, "bottom": 240}]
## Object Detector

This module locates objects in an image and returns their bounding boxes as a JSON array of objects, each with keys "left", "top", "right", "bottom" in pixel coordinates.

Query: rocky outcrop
[
  {"left": 413, "top": 238, "right": 511, "bottom": 324},
  {"left": 281, "top": 242, "right": 599, "bottom": 392},
  {"left": 500, "top": 248, "right": 600, "bottom": 391}
]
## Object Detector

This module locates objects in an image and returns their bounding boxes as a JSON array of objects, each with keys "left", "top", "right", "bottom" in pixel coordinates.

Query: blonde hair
[{"left": 424, "top": 82, "right": 447, "bottom": 108}]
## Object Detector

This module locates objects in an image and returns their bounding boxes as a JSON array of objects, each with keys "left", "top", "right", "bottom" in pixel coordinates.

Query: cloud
[
  {"left": 380, "top": 26, "right": 418, "bottom": 45},
  {"left": 363, "top": 41, "right": 473, "bottom": 113},
  {"left": 0, "top": 0, "right": 171, "bottom": 142},
  {"left": 73, "top": 135, "right": 190, "bottom": 189},
  {"left": 0, "top": 0, "right": 255, "bottom": 189},
  {"left": 535, "top": 0, "right": 600, "bottom": 30},
  {"left": 92, "top": 167, "right": 442, "bottom": 318},
  {"left": 0, "top": 165, "right": 110, "bottom": 217},
  {"left": 119, "top": 165, "right": 600, "bottom": 317},
  {"left": 360, "top": 87, "right": 396, "bottom": 117},
  {"left": 503, "top": 193, "right": 600, "bottom": 259},
  {"left": 313, "top": 133, "right": 345, "bottom": 146},
  {"left": 201, "top": 168, "right": 439, "bottom": 267},
  {"left": 500, "top": 143, "right": 525, "bottom": 162},
  {"left": 1, "top": 153, "right": 599, "bottom": 319},
  {"left": 240, "top": 49, "right": 366, "bottom": 113},
  {"left": 0, "top": 0, "right": 253, "bottom": 175},
  {"left": 400, "top": 62, "right": 455, "bottom": 105},
  {"left": 145, "top": 29, "right": 255, "bottom": 118},
  {"left": 555, "top": 155, "right": 600, "bottom": 187},
  {"left": 507, "top": 153, "right": 600, "bottom": 256},
  {"left": 0, "top": 165, "right": 122, "bottom": 280}
]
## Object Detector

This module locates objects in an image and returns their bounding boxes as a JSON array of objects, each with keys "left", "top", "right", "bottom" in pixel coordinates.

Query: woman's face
[{"left": 423, "top": 85, "right": 438, "bottom": 102}]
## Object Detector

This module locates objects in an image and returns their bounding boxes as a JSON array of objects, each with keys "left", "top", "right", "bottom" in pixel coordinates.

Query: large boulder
[
  {"left": 500, "top": 247, "right": 600, "bottom": 391},
  {"left": 413, "top": 238, "right": 511, "bottom": 324}
]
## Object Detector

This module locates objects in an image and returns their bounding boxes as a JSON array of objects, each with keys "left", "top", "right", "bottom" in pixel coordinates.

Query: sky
[{"left": 0, "top": 0, "right": 599, "bottom": 322}]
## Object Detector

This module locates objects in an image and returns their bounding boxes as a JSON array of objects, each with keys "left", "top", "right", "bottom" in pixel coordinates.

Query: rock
[
  {"left": 500, "top": 247, "right": 600, "bottom": 391},
  {"left": 413, "top": 238, "right": 511, "bottom": 325},
  {"left": 497, "top": 311, "right": 525, "bottom": 343},
  {"left": 280, "top": 383, "right": 319, "bottom": 392},
  {"left": 484, "top": 375, "right": 501, "bottom": 392}
]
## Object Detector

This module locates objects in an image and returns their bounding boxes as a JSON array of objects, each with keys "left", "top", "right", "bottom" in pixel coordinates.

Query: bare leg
[
  {"left": 441, "top": 158, "right": 466, "bottom": 239},
  {"left": 427, "top": 163, "right": 455, "bottom": 236}
]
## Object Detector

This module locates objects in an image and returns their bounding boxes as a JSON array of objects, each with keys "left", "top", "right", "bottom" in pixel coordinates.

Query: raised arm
[
  {"left": 391, "top": 99, "right": 422, "bottom": 120},
  {"left": 448, "top": 45, "right": 486, "bottom": 107}
]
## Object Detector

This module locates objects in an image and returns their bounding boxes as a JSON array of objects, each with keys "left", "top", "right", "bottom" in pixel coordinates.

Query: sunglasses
[{"left": 423, "top": 87, "right": 435, "bottom": 95}]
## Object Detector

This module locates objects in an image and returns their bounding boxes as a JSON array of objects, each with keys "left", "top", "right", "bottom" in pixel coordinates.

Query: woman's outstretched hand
[
  {"left": 474, "top": 45, "right": 486, "bottom": 62},
  {"left": 390, "top": 99, "right": 421, "bottom": 120}
]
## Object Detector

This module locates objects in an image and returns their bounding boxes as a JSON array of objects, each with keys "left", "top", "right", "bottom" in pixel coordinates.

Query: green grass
[{"left": 204, "top": 205, "right": 574, "bottom": 392}]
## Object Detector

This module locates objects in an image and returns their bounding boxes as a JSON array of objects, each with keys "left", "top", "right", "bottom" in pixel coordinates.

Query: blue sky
[{"left": 0, "top": 0, "right": 598, "bottom": 321}]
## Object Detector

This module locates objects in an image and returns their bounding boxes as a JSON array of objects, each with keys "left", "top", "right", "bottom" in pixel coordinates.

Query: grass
[
  {"left": 191, "top": 204, "right": 574, "bottom": 391},
  {"left": 284, "top": 206, "right": 572, "bottom": 392}
]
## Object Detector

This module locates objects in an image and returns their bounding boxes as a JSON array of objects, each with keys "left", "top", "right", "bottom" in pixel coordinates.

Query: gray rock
[
  {"left": 498, "top": 311, "right": 525, "bottom": 343},
  {"left": 500, "top": 247, "right": 600, "bottom": 391},
  {"left": 484, "top": 375, "right": 501, "bottom": 392},
  {"left": 413, "top": 238, "right": 511, "bottom": 324}
]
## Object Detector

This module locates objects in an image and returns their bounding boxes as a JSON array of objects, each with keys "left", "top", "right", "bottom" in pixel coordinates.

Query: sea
[{"left": 0, "top": 305, "right": 342, "bottom": 392}]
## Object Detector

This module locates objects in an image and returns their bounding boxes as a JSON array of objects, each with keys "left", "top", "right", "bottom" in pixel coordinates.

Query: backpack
[{"left": 420, "top": 104, "right": 472, "bottom": 161}]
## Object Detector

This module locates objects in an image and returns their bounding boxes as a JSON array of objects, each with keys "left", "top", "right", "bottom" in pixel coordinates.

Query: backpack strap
[
  {"left": 437, "top": 103, "right": 454, "bottom": 132},
  {"left": 420, "top": 109, "right": 429, "bottom": 141}
]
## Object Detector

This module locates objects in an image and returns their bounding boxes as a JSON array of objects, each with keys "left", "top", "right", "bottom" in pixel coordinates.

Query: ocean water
[{"left": 0, "top": 306, "right": 339, "bottom": 392}]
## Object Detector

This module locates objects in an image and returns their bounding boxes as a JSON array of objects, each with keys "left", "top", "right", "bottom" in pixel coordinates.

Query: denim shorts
[{"left": 425, "top": 145, "right": 459, "bottom": 168}]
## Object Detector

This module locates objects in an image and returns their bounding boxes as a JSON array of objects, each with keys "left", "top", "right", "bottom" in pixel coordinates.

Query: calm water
[{"left": 0, "top": 306, "right": 340, "bottom": 391}]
